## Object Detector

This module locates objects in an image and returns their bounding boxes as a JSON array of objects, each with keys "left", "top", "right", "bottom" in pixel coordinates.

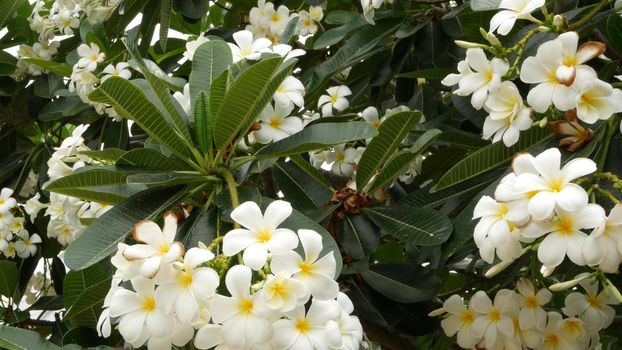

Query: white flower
[
  {"left": 270, "top": 44, "right": 306, "bottom": 61},
  {"left": 325, "top": 144, "right": 359, "bottom": 177},
  {"left": 515, "top": 277, "right": 551, "bottom": 331},
  {"left": 442, "top": 59, "right": 472, "bottom": 90},
  {"left": 222, "top": 200, "right": 298, "bottom": 270},
  {"left": 14, "top": 231, "right": 41, "bottom": 258},
  {"left": 318, "top": 86, "right": 352, "bottom": 116},
  {"left": 249, "top": 0, "right": 271, "bottom": 25},
  {"left": 76, "top": 43, "right": 105, "bottom": 71},
  {"left": 264, "top": 5, "right": 290, "bottom": 34},
  {"left": 482, "top": 81, "right": 533, "bottom": 147},
  {"left": 261, "top": 271, "right": 308, "bottom": 312},
  {"left": 32, "top": 40, "right": 59, "bottom": 60},
  {"left": 183, "top": 35, "right": 209, "bottom": 61},
  {"left": 255, "top": 103, "right": 303, "bottom": 144},
  {"left": 489, "top": 0, "right": 544, "bottom": 36},
  {"left": 583, "top": 204, "right": 622, "bottom": 272},
  {"left": 271, "top": 229, "right": 339, "bottom": 300},
  {"left": 122, "top": 213, "right": 185, "bottom": 278},
  {"left": 210, "top": 265, "right": 275, "bottom": 348},
  {"left": 439, "top": 295, "right": 479, "bottom": 348},
  {"left": 55, "top": 124, "right": 89, "bottom": 158},
  {"left": 398, "top": 156, "right": 423, "bottom": 185},
  {"left": 520, "top": 32, "right": 604, "bottom": 113},
  {"left": 173, "top": 84, "right": 192, "bottom": 115},
  {"left": 101, "top": 62, "right": 131, "bottom": 82},
  {"left": 539, "top": 312, "right": 584, "bottom": 350},
  {"left": 522, "top": 204, "right": 604, "bottom": 268},
  {"left": 53, "top": 10, "right": 79, "bottom": 35},
  {"left": 325, "top": 293, "right": 363, "bottom": 350},
  {"left": 272, "top": 299, "right": 340, "bottom": 349},
  {"left": 298, "top": 10, "right": 318, "bottom": 36},
  {"left": 574, "top": 79, "right": 622, "bottom": 124},
  {"left": 309, "top": 6, "right": 324, "bottom": 22},
  {"left": 471, "top": 290, "right": 518, "bottom": 349},
  {"left": 109, "top": 277, "right": 175, "bottom": 347},
  {"left": 361, "top": 106, "right": 382, "bottom": 128},
  {"left": 562, "top": 277, "right": 618, "bottom": 332},
  {"left": 228, "top": 30, "right": 272, "bottom": 63},
  {"left": 274, "top": 76, "right": 305, "bottom": 108},
  {"left": 24, "top": 193, "right": 48, "bottom": 223},
  {"left": 0, "top": 188, "right": 17, "bottom": 213},
  {"left": 513, "top": 148, "right": 596, "bottom": 221},
  {"left": 155, "top": 247, "right": 220, "bottom": 323},
  {"left": 455, "top": 49, "right": 509, "bottom": 110}
]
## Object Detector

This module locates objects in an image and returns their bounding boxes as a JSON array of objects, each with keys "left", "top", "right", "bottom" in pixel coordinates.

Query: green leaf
[
  {"left": 0, "top": 325, "right": 61, "bottom": 350},
  {"left": 433, "top": 127, "right": 552, "bottom": 191},
  {"left": 607, "top": 15, "right": 622, "bottom": 53},
  {"left": 194, "top": 91, "right": 212, "bottom": 153},
  {"left": 126, "top": 172, "right": 216, "bottom": 187},
  {"left": 22, "top": 59, "right": 72, "bottom": 77},
  {"left": 470, "top": 0, "right": 501, "bottom": 11},
  {"left": 63, "top": 264, "right": 111, "bottom": 328},
  {"left": 273, "top": 161, "right": 333, "bottom": 210},
  {"left": 398, "top": 68, "right": 455, "bottom": 79},
  {"left": 339, "top": 215, "right": 379, "bottom": 259},
  {"left": 159, "top": 0, "right": 172, "bottom": 51},
  {"left": 64, "top": 186, "right": 186, "bottom": 270},
  {"left": 278, "top": 16, "right": 300, "bottom": 44},
  {"left": 255, "top": 121, "right": 378, "bottom": 159},
  {"left": 410, "top": 129, "right": 443, "bottom": 154},
  {"left": 189, "top": 40, "right": 233, "bottom": 108},
  {"left": 38, "top": 97, "right": 90, "bottom": 121},
  {"left": 312, "top": 16, "right": 367, "bottom": 49},
  {"left": 363, "top": 205, "right": 452, "bottom": 246},
  {"left": 89, "top": 77, "right": 192, "bottom": 159},
  {"left": 289, "top": 154, "right": 333, "bottom": 190},
  {"left": 0, "top": 261, "right": 18, "bottom": 298},
  {"left": 356, "top": 111, "right": 422, "bottom": 191},
  {"left": 117, "top": 148, "right": 190, "bottom": 171},
  {"left": 0, "top": 0, "right": 26, "bottom": 28},
  {"left": 80, "top": 148, "right": 127, "bottom": 162},
  {"left": 44, "top": 168, "right": 147, "bottom": 205},
  {"left": 213, "top": 57, "right": 290, "bottom": 150},
  {"left": 367, "top": 151, "right": 417, "bottom": 193},
  {"left": 361, "top": 262, "right": 440, "bottom": 303},
  {"left": 209, "top": 71, "right": 228, "bottom": 122}
]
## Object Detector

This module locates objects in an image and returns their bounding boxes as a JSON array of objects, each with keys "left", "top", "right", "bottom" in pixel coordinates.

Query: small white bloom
[
  {"left": 173, "top": 84, "right": 192, "bottom": 115},
  {"left": 261, "top": 271, "right": 308, "bottom": 312},
  {"left": 274, "top": 76, "right": 305, "bottom": 108},
  {"left": 264, "top": 5, "right": 290, "bottom": 34},
  {"left": 439, "top": 295, "right": 479, "bottom": 348},
  {"left": 455, "top": 49, "right": 509, "bottom": 110},
  {"left": 54, "top": 10, "right": 79, "bottom": 35},
  {"left": 14, "top": 231, "right": 41, "bottom": 258},
  {"left": 482, "top": 81, "right": 533, "bottom": 147},
  {"left": 228, "top": 30, "right": 272, "bottom": 63},
  {"left": 271, "top": 299, "right": 340, "bottom": 349},
  {"left": 325, "top": 293, "right": 363, "bottom": 350},
  {"left": 255, "top": 103, "right": 303, "bottom": 144},
  {"left": 489, "top": 0, "right": 544, "bottom": 36},
  {"left": 183, "top": 35, "right": 209, "bottom": 61},
  {"left": 318, "top": 86, "right": 352, "bottom": 116},
  {"left": 101, "top": 62, "right": 131, "bottom": 82},
  {"left": 515, "top": 277, "right": 551, "bottom": 331},
  {"left": 24, "top": 193, "right": 48, "bottom": 223},
  {"left": 76, "top": 43, "right": 105, "bottom": 71},
  {"left": 309, "top": 6, "right": 324, "bottom": 22},
  {"left": 574, "top": 79, "right": 622, "bottom": 124},
  {"left": 471, "top": 290, "right": 518, "bottom": 349},
  {"left": 0, "top": 188, "right": 17, "bottom": 213},
  {"left": 297, "top": 10, "right": 318, "bottom": 36},
  {"left": 562, "top": 276, "right": 618, "bottom": 332},
  {"left": 325, "top": 144, "right": 359, "bottom": 177}
]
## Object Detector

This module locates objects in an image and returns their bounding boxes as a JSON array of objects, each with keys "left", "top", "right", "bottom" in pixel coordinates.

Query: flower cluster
[
  {"left": 246, "top": 0, "right": 324, "bottom": 42},
  {"left": 436, "top": 277, "right": 619, "bottom": 349},
  {"left": 98, "top": 200, "right": 363, "bottom": 350},
  {"left": 0, "top": 188, "right": 41, "bottom": 259},
  {"left": 360, "top": 0, "right": 394, "bottom": 24}
]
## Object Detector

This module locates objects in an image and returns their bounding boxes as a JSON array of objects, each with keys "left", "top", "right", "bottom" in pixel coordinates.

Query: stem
[
  {"left": 568, "top": 0, "right": 610, "bottom": 30},
  {"left": 597, "top": 187, "right": 619, "bottom": 205},
  {"left": 220, "top": 169, "right": 240, "bottom": 228}
]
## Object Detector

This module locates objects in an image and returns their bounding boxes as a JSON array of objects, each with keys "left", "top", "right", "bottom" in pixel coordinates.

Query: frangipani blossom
[
  {"left": 440, "top": 295, "right": 479, "bottom": 348},
  {"left": 183, "top": 35, "right": 209, "bottom": 61},
  {"left": 455, "top": 49, "right": 509, "bottom": 110},
  {"left": 271, "top": 229, "right": 339, "bottom": 300},
  {"left": 122, "top": 213, "right": 185, "bottom": 278},
  {"left": 0, "top": 188, "right": 17, "bottom": 213},
  {"left": 325, "top": 293, "right": 363, "bottom": 350},
  {"left": 471, "top": 290, "right": 518, "bottom": 349},
  {"left": 563, "top": 277, "right": 618, "bottom": 332},
  {"left": 489, "top": 0, "right": 544, "bottom": 36},
  {"left": 274, "top": 76, "right": 305, "bottom": 108},
  {"left": 101, "top": 62, "right": 131, "bottom": 82},
  {"left": 539, "top": 312, "right": 584, "bottom": 350},
  {"left": 318, "top": 86, "right": 351, "bottom": 116},
  {"left": 255, "top": 103, "right": 303, "bottom": 144},
  {"left": 516, "top": 278, "right": 551, "bottom": 331},
  {"left": 583, "top": 204, "right": 622, "bottom": 272},
  {"left": 271, "top": 299, "right": 340, "bottom": 349},
  {"left": 222, "top": 200, "right": 298, "bottom": 270},
  {"left": 483, "top": 81, "right": 533, "bottom": 147},
  {"left": 325, "top": 144, "right": 359, "bottom": 178},
  {"left": 574, "top": 79, "right": 622, "bottom": 124},
  {"left": 261, "top": 272, "right": 308, "bottom": 312},
  {"left": 513, "top": 148, "right": 596, "bottom": 221},
  {"left": 76, "top": 43, "right": 105, "bottom": 71},
  {"left": 228, "top": 30, "right": 272, "bottom": 63},
  {"left": 14, "top": 231, "right": 41, "bottom": 258}
]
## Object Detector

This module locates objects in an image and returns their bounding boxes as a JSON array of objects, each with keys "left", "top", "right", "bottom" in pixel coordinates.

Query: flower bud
[
  {"left": 552, "top": 15, "right": 566, "bottom": 30},
  {"left": 604, "top": 278, "right": 622, "bottom": 303},
  {"left": 485, "top": 260, "right": 514, "bottom": 278},
  {"left": 540, "top": 264, "right": 555, "bottom": 278},
  {"left": 455, "top": 40, "right": 488, "bottom": 49},
  {"left": 417, "top": 78, "right": 426, "bottom": 86},
  {"left": 548, "top": 274, "right": 591, "bottom": 291},
  {"left": 427, "top": 307, "right": 445, "bottom": 317},
  {"left": 484, "top": 32, "right": 501, "bottom": 46},
  {"left": 538, "top": 117, "right": 548, "bottom": 128}
]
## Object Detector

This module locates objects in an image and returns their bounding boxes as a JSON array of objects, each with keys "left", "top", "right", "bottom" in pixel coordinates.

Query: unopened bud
[
  {"left": 604, "top": 278, "right": 622, "bottom": 303},
  {"left": 552, "top": 15, "right": 565, "bottom": 29},
  {"left": 417, "top": 78, "right": 426, "bottom": 86},
  {"left": 198, "top": 241, "right": 208, "bottom": 249},
  {"left": 172, "top": 261, "right": 185, "bottom": 271},
  {"left": 455, "top": 40, "right": 488, "bottom": 49},
  {"left": 427, "top": 307, "right": 445, "bottom": 317},
  {"left": 538, "top": 26, "right": 551, "bottom": 32},
  {"left": 548, "top": 274, "right": 591, "bottom": 291},
  {"left": 485, "top": 32, "right": 501, "bottom": 46},
  {"left": 538, "top": 117, "right": 548, "bottom": 128},
  {"left": 485, "top": 260, "right": 514, "bottom": 278}
]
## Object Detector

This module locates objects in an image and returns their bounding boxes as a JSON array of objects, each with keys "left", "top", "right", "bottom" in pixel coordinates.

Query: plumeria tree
[{"left": 2, "top": 0, "right": 622, "bottom": 349}]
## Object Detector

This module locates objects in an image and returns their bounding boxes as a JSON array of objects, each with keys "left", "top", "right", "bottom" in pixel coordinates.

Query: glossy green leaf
[
  {"left": 312, "top": 16, "right": 367, "bottom": 49},
  {"left": 470, "top": 0, "right": 501, "bottom": 11},
  {"left": 607, "top": 14, "right": 622, "bottom": 53},
  {"left": 0, "top": 0, "right": 26, "bottom": 28},
  {"left": 79, "top": 148, "right": 127, "bottom": 162},
  {"left": 339, "top": 215, "right": 379, "bottom": 259},
  {"left": 367, "top": 151, "right": 417, "bottom": 193},
  {"left": 361, "top": 262, "right": 440, "bottom": 303},
  {"left": 410, "top": 129, "right": 443, "bottom": 154},
  {"left": 126, "top": 172, "right": 217, "bottom": 186},
  {"left": 0, "top": 261, "right": 18, "bottom": 298},
  {"left": 189, "top": 40, "right": 232, "bottom": 107},
  {"left": 398, "top": 68, "right": 455, "bottom": 79},
  {"left": 278, "top": 16, "right": 300, "bottom": 44},
  {"left": 117, "top": 148, "right": 190, "bottom": 171},
  {"left": 64, "top": 186, "right": 186, "bottom": 270},
  {"left": 273, "top": 161, "right": 333, "bottom": 210},
  {"left": 0, "top": 326, "right": 61, "bottom": 350},
  {"left": 194, "top": 91, "right": 212, "bottom": 153},
  {"left": 356, "top": 111, "right": 422, "bottom": 191},
  {"left": 255, "top": 122, "right": 378, "bottom": 159},
  {"left": 63, "top": 264, "right": 111, "bottom": 328},
  {"left": 22, "top": 59, "right": 72, "bottom": 77},
  {"left": 159, "top": 0, "right": 172, "bottom": 51}
]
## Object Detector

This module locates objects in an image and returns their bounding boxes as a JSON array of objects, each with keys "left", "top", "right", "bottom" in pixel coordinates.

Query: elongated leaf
[
  {"left": 80, "top": 148, "right": 126, "bottom": 162},
  {"left": 339, "top": 215, "right": 379, "bottom": 259},
  {"left": 0, "top": 261, "right": 18, "bottom": 298},
  {"left": 63, "top": 264, "right": 110, "bottom": 328},
  {"left": 313, "top": 16, "right": 367, "bottom": 49},
  {"left": 361, "top": 262, "right": 440, "bottom": 303},
  {"left": 410, "top": 129, "right": 442, "bottom": 154},
  {"left": 89, "top": 77, "right": 191, "bottom": 159},
  {"left": 470, "top": 0, "right": 501, "bottom": 11},
  {"left": 278, "top": 16, "right": 300, "bottom": 44},
  {"left": 44, "top": 168, "right": 147, "bottom": 204},
  {"left": 367, "top": 151, "right": 417, "bottom": 193},
  {"left": 126, "top": 172, "right": 216, "bottom": 186},
  {"left": 398, "top": 68, "right": 455, "bottom": 79},
  {"left": 607, "top": 14, "right": 622, "bottom": 53},
  {"left": 209, "top": 72, "right": 228, "bottom": 122},
  {"left": 117, "top": 148, "right": 190, "bottom": 171},
  {"left": 0, "top": 0, "right": 26, "bottom": 28},
  {"left": 159, "top": 0, "right": 172, "bottom": 51},
  {"left": 194, "top": 91, "right": 211, "bottom": 153},
  {"left": 64, "top": 186, "right": 185, "bottom": 270},
  {"left": 433, "top": 127, "right": 552, "bottom": 191},
  {"left": 356, "top": 111, "right": 422, "bottom": 190},
  {"left": 22, "top": 58, "right": 72, "bottom": 77},
  {"left": 38, "top": 96, "right": 89, "bottom": 121},
  {"left": 289, "top": 154, "right": 333, "bottom": 190},
  {"left": 0, "top": 326, "right": 61, "bottom": 350},
  {"left": 189, "top": 40, "right": 232, "bottom": 107},
  {"left": 255, "top": 122, "right": 378, "bottom": 159},
  {"left": 273, "top": 161, "right": 332, "bottom": 210},
  {"left": 363, "top": 205, "right": 452, "bottom": 246},
  {"left": 213, "top": 57, "right": 288, "bottom": 150}
]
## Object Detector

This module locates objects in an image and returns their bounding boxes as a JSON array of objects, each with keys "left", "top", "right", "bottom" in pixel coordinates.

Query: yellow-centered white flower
[
  {"left": 228, "top": 30, "right": 272, "bottom": 63},
  {"left": 455, "top": 48, "right": 509, "bottom": 110},
  {"left": 489, "top": 0, "right": 544, "bottom": 36},
  {"left": 255, "top": 103, "right": 303, "bottom": 144},
  {"left": 439, "top": 295, "right": 479, "bottom": 348},
  {"left": 271, "top": 299, "right": 340, "bottom": 349},
  {"left": 482, "top": 81, "right": 533, "bottom": 147},
  {"left": 318, "top": 86, "right": 352, "bottom": 116}
]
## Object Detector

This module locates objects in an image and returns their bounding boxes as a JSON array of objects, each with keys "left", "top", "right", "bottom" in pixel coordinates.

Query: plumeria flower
[
  {"left": 471, "top": 290, "right": 518, "bottom": 348},
  {"left": 24, "top": 193, "right": 48, "bottom": 222},
  {"left": 522, "top": 204, "right": 605, "bottom": 268},
  {"left": 109, "top": 277, "right": 175, "bottom": 347},
  {"left": 563, "top": 276, "right": 618, "bottom": 332},
  {"left": 264, "top": 5, "right": 290, "bottom": 34},
  {"left": 210, "top": 265, "right": 276, "bottom": 348},
  {"left": 173, "top": 84, "right": 191, "bottom": 115},
  {"left": 574, "top": 79, "right": 622, "bottom": 124},
  {"left": 361, "top": 0, "right": 391, "bottom": 24},
  {"left": 513, "top": 148, "right": 596, "bottom": 221},
  {"left": 122, "top": 213, "right": 185, "bottom": 278},
  {"left": 515, "top": 278, "right": 551, "bottom": 331},
  {"left": 548, "top": 111, "right": 594, "bottom": 152},
  {"left": 442, "top": 59, "right": 472, "bottom": 91},
  {"left": 325, "top": 144, "right": 359, "bottom": 177},
  {"left": 228, "top": 30, "right": 272, "bottom": 63},
  {"left": 482, "top": 81, "right": 533, "bottom": 147},
  {"left": 270, "top": 44, "right": 306, "bottom": 61},
  {"left": 0, "top": 188, "right": 17, "bottom": 213},
  {"left": 76, "top": 43, "right": 105, "bottom": 71},
  {"left": 255, "top": 103, "right": 303, "bottom": 144},
  {"left": 297, "top": 10, "right": 318, "bottom": 36},
  {"left": 439, "top": 295, "right": 479, "bottom": 348},
  {"left": 489, "top": 0, "right": 544, "bottom": 36},
  {"left": 520, "top": 32, "right": 604, "bottom": 113},
  {"left": 583, "top": 204, "right": 622, "bottom": 272},
  {"left": 309, "top": 6, "right": 324, "bottom": 22},
  {"left": 261, "top": 271, "right": 308, "bottom": 312},
  {"left": 272, "top": 299, "right": 340, "bottom": 349},
  {"left": 455, "top": 49, "right": 509, "bottom": 110},
  {"left": 155, "top": 247, "right": 220, "bottom": 323},
  {"left": 271, "top": 229, "right": 339, "bottom": 300},
  {"left": 539, "top": 312, "right": 584, "bottom": 350},
  {"left": 274, "top": 76, "right": 305, "bottom": 108},
  {"left": 361, "top": 106, "right": 383, "bottom": 130},
  {"left": 14, "top": 231, "right": 41, "bottom": 258},
  {"left": 325, "top": 293, "right": 363, "bottom": 350},
  {"left": 318, "top": 86, "right": 352, "bottom": 116},
  {"left": 222, "top": 200, "right": 298, "bottom": 270},
  {"left": 54, "top": 10, "right": 79, "bottom": 35},
  {"left": 183, "top": 35, "right": 209, "bottom": 61},
  {"left": 101, "top": 62, "right": 131, "bottom": 82},
  {"left": 146, "top": 320, "right": 194, "bottom": 350}
]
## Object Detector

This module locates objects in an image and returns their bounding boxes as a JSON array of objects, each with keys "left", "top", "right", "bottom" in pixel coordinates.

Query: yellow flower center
[
  {"left": 335, "top": 153, "right": 345, "bottom": 162},
  {"left": 63, "top": 19, "right": 71, "bottom": 26},
  {"left": 159, "top": 244, "right": 170, "bottom": 254},
  {"left": 178, "top": 271, "right": 193, "bottom": 287},
  {"left": 485, "top": 69, "right": 494, "bottom": 82},
  {"left": 563, "top": 56, "right": 577, "bottom": 67},
  {"left": 526, "top": 190, "right": 539, "bottom": 199},
  {"left": 142, "top": 296, "right": 156, "bottom": 311},
  {"left": 587, "top": 294, "right": 601, "bottom": 308},
  {"left": 268, "top": 280, "right": 285, "bottom": 296},
  {"left": 271, "top": 14, "right": 281, "bottom": 22},
  {"left": 546, "top": 333, "right": 560, "bottom": 346},
  {"left": 0, "top": 199, "right": 5, "bottom": 205},
  {"left": 269, "top": 117, "right": 282, "bottom": 129},
  {"left": 371, "top": 121, "right": 381, "bottom": 128},
  {"left": 524, "top": 296, "right": 539, "bottom": 308},
  {"left": 90, "top": 54, "right": 99, "bottom": 62},
  {"left": 555, "top": 217, "right": 574, "bottom": 235},
  {"left": 238, "top": 298, "right": 254, "bottom": 315},
  {"left": 548, "top": 179, "right": 564, "bottom": 192},
  {"left": 295, "top": 319, "right": 311, "bottom": 333},
  {"left": 561, "top": 319, "right": 584, "bottom": 337},
  {"left": 495, "top": 203, "right": 508, "bottom": 219},
  {"left": 460, "top": 309, "right": 475, "bottom": 325},
  {"left": 489, "top": 308, "right": 501, "bottom": 322},
  {"left": 299, "top": 261, "right": 314, "bottom": 276},
  {"left": 257, "top": 229, "right": 271, "bottom": 243},
  {"left": 330, "top": 95, "right": 338, "bottom": 103}
]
